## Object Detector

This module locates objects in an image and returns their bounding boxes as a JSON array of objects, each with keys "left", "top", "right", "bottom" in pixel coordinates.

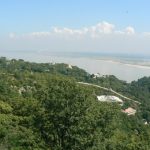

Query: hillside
[{"left": 0, "top": 57, "right": 150, "bottom": 149}]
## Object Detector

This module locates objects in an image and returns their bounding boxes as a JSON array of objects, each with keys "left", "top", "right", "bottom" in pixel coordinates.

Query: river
[{"left": 1, "top": 51, "right": 150, "bottom": 82}]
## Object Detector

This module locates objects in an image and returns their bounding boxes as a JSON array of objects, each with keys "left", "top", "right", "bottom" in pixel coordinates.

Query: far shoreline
[{"left": 92, "top": 58, "right": 150, "bottom": 70}]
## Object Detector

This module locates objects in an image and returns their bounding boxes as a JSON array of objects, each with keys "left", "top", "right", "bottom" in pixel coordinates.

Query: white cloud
[
  {"left": 10, "top": 21, "right": 136, "bottom": 39},
  {"left": 51, "top": 22, "right": 135, "bottom": 38},
  {"left": 52, "top": 21, "right": 115, "bottom": 38},
  {"left": 53, "top": 27, "right": 84, "bottom": 35},
  {"left": 5, "top": 21, "right": 150, "bottom": 55},
  {"left": 30, "top": 32, "right": 51, "bottom": 37},
  {"left": 125, "top": 26, "right": 135, "bottom": 35},
  {"left": 93, "top": 21, "right": 115, "bottom": 34}
]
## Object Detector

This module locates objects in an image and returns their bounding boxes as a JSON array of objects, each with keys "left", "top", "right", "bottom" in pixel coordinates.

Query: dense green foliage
[{"left": 0, "top": 57, "right": 150, "bottom": 149}]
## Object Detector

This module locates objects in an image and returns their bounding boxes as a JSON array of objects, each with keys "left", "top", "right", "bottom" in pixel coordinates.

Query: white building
[
  {"left": 97, "top": 95, "right": 123, "bottom": 104},
  {"left": 92, "top": 73, "right": 106, "bottom": 78},
  {"left": 67, "top": 64, "right": 72, "bottom": 69}
]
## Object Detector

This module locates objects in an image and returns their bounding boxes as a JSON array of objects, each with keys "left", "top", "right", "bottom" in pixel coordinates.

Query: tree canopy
[{"left": 0, "top": 57, "right": 150, "bottom": 149}]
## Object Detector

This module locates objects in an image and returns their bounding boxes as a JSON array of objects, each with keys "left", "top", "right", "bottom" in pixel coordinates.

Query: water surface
[{"left": 1, "top": 51, "right": 150, "bottom": 82}]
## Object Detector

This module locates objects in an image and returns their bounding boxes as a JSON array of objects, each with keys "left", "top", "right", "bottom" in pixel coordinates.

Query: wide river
[{"left": 1, "top": 51, "right": 150, "bottom": 82}]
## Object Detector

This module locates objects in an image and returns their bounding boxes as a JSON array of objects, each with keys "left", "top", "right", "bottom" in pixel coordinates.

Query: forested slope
[{"left": 0, "top": 57, "right": 150, "bottom": 149}]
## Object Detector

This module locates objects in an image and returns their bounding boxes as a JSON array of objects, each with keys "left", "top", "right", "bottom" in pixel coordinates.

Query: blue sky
[
  {"left": 0, "top": 0, "right": 150, "bottom": 54},
  {"left": 1, "top": 0, "right": 150, "bottom": 33}
]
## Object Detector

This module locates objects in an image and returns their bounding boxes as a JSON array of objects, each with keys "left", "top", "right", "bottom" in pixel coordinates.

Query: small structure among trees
[
  {"left": 97, "top": 95, "right": 123, "bottom": 104},
  {"left": 122, "top": 107, "right": 136, "bottom": 115}
]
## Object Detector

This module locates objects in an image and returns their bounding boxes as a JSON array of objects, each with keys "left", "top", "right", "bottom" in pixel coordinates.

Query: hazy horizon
[{"left": 0, "top": 0, "right": 150, "bottom": 55}]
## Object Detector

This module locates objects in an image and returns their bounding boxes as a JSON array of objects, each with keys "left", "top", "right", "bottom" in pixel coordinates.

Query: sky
[{"left": 0, "top": 0, "right": 150, "bottom": 55}]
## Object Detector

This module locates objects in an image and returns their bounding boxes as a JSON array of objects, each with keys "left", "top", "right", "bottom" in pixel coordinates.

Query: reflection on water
[{"left": 1, "top": 51, "right": 150, "bottom": 82}]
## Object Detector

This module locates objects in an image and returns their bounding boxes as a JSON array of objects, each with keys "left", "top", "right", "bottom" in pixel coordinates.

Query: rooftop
[
  {"left": 97, "top": 95, "right": 123, "bottom": 103},
  {"left": 122, "top": 107, "right": 136, "bottom": 116}
]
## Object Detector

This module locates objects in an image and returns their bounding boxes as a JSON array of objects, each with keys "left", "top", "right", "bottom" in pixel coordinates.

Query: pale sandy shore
[{"left": 94, "top": 58, "right": 150, "bottom": 69}]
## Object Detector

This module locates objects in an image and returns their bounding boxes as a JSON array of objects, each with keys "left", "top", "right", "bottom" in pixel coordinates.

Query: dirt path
[{"left": 78, "top": 82, "right": 141, "bottom": 104}]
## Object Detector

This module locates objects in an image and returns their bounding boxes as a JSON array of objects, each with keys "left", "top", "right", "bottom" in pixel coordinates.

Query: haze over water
[{"left": 1, "top": 51, "right": 150, "bottom": 82}]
